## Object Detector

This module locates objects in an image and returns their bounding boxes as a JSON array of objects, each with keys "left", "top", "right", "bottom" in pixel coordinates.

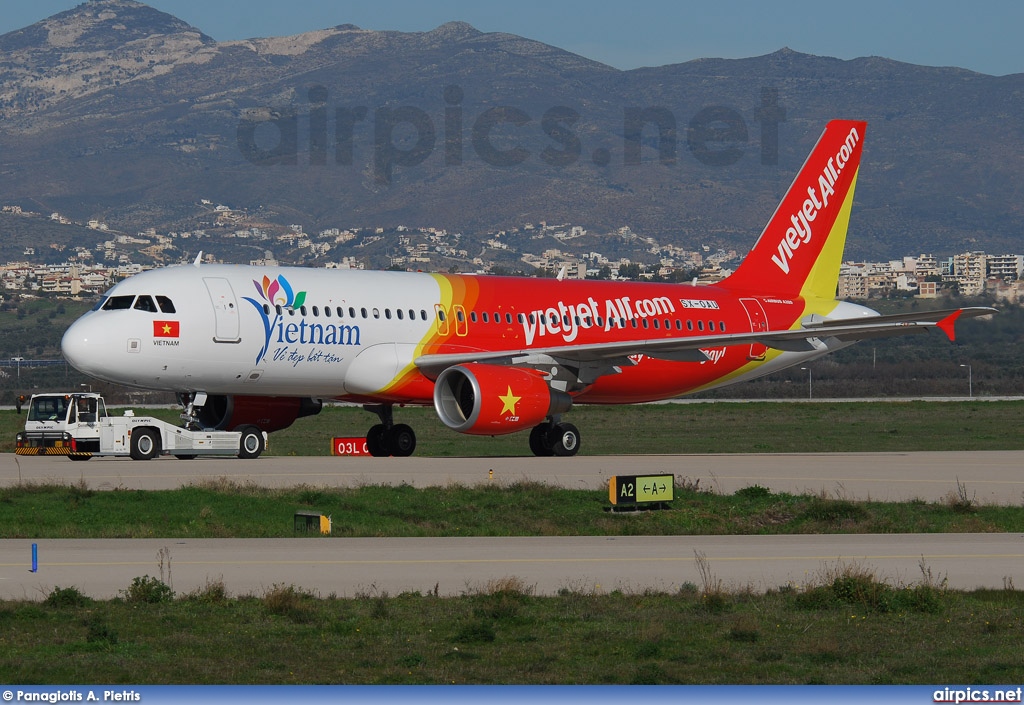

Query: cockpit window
[
  {"left": 102, "top": 295, "right": 136, "bottom": 310},
  {"left": 155, "top": 296, "right": 176, "bottom": 314},
  {"left": 134, "top": 296, "right": 157, "bottom": 312}
]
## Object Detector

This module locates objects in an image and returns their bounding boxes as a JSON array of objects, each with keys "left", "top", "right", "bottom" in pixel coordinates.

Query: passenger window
[
  {"left": 687, "top": 320, "right": 694, "bottom": 331},
  {"left": 324, "top": 307, "right": 331, "bottom": 318},
  {"left": 156, "top": 296, "right": 176, "bottom": 313},
  {"left": 421, "top": 310, "right": 428, "bottom": 321},
  {"left": 312, "top": 306, "right": 320, "bottom": 317},
  {"left": 720, "top": 321, "right": 726, "bottom": 332},
  {"left": 276, "top": 305, "right": 283, "bottom": 315},
  {"left": 102, "top": 295, "right": 135, "bottom": 310},
  {"left": 372, "top": 308, "right": 380, "bottom": 319},
  {"left": 470, "top": 312, "right": 477, "bottom": 323},
  {"left": 349, "top": 307, "right": 356, "bottom": 318},
  {"left": 708, "top": 320, "right": 715, "bottom": 331},
  {"left": 697, "top": 321, "right": 704, "bottom": 331},
  {"left": 397, "top": 309, "right": 404, "bottom": 320},
  {"left": 300, "top": 306, "right": 307, "bottom": 316},
  {"left": 263, "top": 304, "right": 270, "bottom": 315},
  {"left": 360, "top": 308, "right": 367, "bottom": 318},
  {"left": 385, "top": 309, "right": 392, "bottom": 320}
]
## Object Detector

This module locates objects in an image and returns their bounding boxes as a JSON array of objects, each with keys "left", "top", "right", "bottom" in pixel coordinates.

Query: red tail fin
[{"left": 722, "top": 120, "right": 867, "bottom": 300}]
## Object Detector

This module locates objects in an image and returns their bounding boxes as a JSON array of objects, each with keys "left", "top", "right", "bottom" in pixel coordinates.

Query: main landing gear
[
  {"left": 360, "top": 406, "right": 580, "bottom": 458},
  {"left": 528, "top": 419, "right": 581, "bottom": 457},
  {"left": 364, "top": 404, "right": 416, "bottom": 457}
]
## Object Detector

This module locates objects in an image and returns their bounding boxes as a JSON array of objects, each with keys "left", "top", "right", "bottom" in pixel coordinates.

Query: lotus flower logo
[{"left": 242, "top": 274, "right": 307, "bottom": 364}]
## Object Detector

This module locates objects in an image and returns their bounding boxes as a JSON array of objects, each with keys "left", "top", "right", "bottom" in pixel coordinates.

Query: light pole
[
  {"left": 960, "top": 364, "right": 972, "bottom": 398},
  {"left": 800, "top": 367, "right": 812, "bottom": 399},
  {"left": 11, "top": 357, "right": 23, "bottom": 380}
]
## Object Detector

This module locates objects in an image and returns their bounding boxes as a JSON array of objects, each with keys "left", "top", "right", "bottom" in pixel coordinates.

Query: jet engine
[
  {"left": 189, "top": 394, "right": 322, "bottom": 433},
  {"left": 433, "top": 363, "right": 572, "bottom": 435}
]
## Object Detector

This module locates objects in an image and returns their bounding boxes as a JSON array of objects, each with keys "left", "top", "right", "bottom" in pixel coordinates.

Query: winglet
[{"left": 936, "top": 310, "right": 963, "bottom": 341}]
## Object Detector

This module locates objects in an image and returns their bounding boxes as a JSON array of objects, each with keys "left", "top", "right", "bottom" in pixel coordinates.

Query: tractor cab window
[{"left": 28, "top": 396, "right": 70, "bottom": 422}]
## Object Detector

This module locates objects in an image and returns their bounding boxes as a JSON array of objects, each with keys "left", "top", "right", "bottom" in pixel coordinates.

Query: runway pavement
[
  {"left": 6, "top": 450, "right": 1024, "bottom": 504},
  {"left": 3, "top": 451, "right": 1022, "bottom": 600},
  {"left": 2, "top": 534, "right": 1021, "bottom": 600}
]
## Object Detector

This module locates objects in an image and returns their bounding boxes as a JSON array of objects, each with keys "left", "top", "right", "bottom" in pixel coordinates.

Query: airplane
[{"left": 60, "top": 120, "right": 993, "bottom": 457}]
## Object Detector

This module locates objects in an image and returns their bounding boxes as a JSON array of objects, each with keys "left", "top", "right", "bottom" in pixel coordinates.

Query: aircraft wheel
[
  {"left": 130, "top": 428, "right": 160, "bottom": 461},
  {"left": 548, "top": 423, "right": 581, "bottom": 457},
  {"left": 366, "top": 424, "right": 388, "bottom": 457},
  {"left": 387, "top": 424, "right": 416, "bottom": 457},
  {"left": 529, "top": 423, "right": 554, "bottom": 457},
  {"left": 237, "top": 425, "right": 265, "bottom": 459}
]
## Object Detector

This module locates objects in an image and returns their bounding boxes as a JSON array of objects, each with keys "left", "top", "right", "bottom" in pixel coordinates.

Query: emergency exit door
[{"left": 204, "top": 277, "right": 240, "bottom": 343}]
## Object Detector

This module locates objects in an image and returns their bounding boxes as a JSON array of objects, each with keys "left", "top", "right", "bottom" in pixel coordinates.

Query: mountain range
[{"left": 1, "top": 0, "right": 1022, "bottom": 262}]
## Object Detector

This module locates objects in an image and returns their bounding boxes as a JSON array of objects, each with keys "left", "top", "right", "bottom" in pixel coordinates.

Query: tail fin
[{"left": 722, "top": 120, "right": 867, "bottom": 300}]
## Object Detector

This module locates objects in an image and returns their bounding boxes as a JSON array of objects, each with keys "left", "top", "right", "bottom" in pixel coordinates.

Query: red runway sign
[{"left": 332, "top": 437, "right": 370, "bottom": 456}]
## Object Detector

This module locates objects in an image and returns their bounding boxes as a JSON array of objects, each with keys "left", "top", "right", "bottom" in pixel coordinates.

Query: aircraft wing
[{"left": 414, "top": 307, "right": 995, "bottom": 378}]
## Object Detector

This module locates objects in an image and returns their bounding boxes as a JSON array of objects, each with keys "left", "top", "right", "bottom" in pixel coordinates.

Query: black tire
[
  {"left": 387, "top": 424, "right": 416, "bottom": 457},
  {"left": 366, "top": 424, "right": 388, "bottom": 457},
  {"left": 129, "top": 428, "right": 160, "bottom": 461},
  {"left": 529, "top": 423, "right": 555, "bottom": 457},
  {"left": 68, "top": 453, "right": 92, "bottom": 462},
  {"left": 236, "top": 425, "right": 265, "bottom": 459},
  {"left": 548, "top": 422, "right": 581, "bottom": 457}
]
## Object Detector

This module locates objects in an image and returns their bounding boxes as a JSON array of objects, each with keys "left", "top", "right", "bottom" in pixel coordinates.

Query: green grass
[
  {"left": 0, "top": 481, "right": 1020, "bottom": 539},
  {"left": 7, "top": 399, "right": 1018, "bottom": 456},
  {"left": 2, "top": 575, "right": 1023, "bottom": 684}
]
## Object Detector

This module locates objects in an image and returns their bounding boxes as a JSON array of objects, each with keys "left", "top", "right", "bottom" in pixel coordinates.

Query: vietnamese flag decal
[{"left": 153, "top": 320, "right": 180, "bottom": 338}]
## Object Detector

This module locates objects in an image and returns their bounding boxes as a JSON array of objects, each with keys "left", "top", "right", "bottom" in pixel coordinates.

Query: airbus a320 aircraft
[{"left": 61, "top": 120, "right": 991, "bottom": 457}]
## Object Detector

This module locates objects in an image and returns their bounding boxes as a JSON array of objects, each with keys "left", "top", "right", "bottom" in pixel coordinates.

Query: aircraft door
[
  {"left": 203, "top": 277, "right": 241, "bottom": 343},
  {"left": 739, "top": 298, "right": 768, "bottom": 361}
]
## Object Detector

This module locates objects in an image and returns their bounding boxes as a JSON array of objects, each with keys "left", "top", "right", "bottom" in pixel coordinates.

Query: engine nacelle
[
  {"left": 191, "top": 395, "right": 322, "bottom": 433},
  {"left": 433, "top": 363, "right": 572, "bottom": 435}
]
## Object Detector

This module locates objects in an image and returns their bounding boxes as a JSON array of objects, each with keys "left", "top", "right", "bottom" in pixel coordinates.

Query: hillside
[{"left": 0, "top": 0, "right": 1022, "bottom": 260}]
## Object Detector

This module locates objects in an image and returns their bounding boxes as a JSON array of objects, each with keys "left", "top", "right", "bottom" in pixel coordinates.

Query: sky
[{"left": 1, "top": 0, "right": 1023, "bottom": 76}]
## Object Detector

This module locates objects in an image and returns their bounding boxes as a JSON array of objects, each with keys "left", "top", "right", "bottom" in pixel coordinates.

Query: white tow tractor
[{"left": 15, "top": 392, "right": 266, "bottom": 460}]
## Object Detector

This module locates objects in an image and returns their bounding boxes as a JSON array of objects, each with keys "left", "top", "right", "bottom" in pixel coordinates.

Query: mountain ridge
[{"left": 0, "top": 0, "right": 1021, "bottom": 262}]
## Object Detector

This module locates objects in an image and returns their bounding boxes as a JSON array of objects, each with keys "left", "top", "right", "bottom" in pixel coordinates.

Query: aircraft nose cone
[{"left": 61, "top": 317, "right": 98, "bottom": 374}]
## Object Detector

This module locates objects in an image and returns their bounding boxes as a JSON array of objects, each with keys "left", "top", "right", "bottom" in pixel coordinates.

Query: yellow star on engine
[{"left": 498, "top": 386, "right": 521, "bottom": 416}]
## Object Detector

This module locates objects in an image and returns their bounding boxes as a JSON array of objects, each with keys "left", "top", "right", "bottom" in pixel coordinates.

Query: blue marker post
[{"left": 31, "top": 543, "right": 37, "bottom": 572}]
